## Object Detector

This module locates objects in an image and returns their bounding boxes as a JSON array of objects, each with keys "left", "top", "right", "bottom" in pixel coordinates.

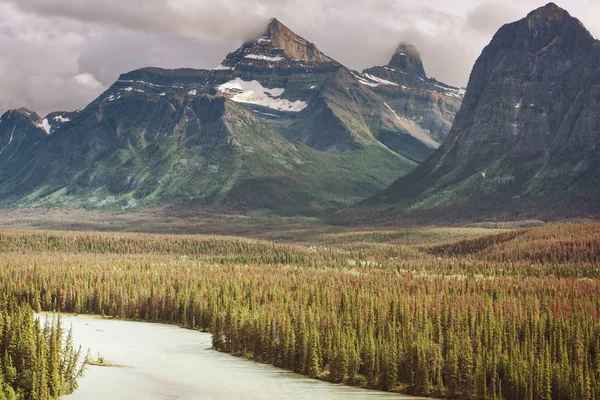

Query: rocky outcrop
[
  {"left": 362, "top": 43, "right": 464, "bottom": 144},
  {"left": 388, "top": 43, "right": 426, "bottom": 77},
  {"left": 0, "top": 108, "right": 46, "bottom": 159},
  {"left": 366, "top": 3, "right": 600, "bottom": 220},
  {"left": 223, "top": 18, "right": 333, "bottom": 65}
]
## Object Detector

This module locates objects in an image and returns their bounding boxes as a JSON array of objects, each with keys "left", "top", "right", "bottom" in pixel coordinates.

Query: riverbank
[{"left": 60, "top": 315, "right": 431, "bottom": 400}]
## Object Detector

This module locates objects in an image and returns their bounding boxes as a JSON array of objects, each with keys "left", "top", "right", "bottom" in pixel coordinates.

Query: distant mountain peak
[
  {"left": 387, "top": 43, "right": 426, "bottom": 78},
  {"left": 526, "top": 2, "right": 567, "bottom": 20},
  {"left": 266, "top": 17, "right": 283, "bottom": 30},
  {"left": 512, "top": 2, "right": 594, "bottom": 50},
  {"left": 221, "top": 18, "right": 333, "bottom": 67},
  {"left": 9, "top": 108, "right": 40, "bottom": 120}
]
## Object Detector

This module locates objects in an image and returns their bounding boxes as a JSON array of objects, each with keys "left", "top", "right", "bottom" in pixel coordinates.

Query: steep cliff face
[
  {"left": 363, "top": 44, "right": 464, "bottom": 144},
  {"left": 388, "top": 43, "right": 426, "bottom": 77},
  {"left": 222, "top": 18, "right": 333, "bottom": 65},
  {"left": 366, "top": 3, "right": 600, "bottom": 220},
  {"left": 0, "top": 109, "right": 47, "bottom": 160}
]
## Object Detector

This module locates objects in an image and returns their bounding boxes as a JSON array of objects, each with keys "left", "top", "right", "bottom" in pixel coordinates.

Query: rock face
[
  {"left": 222, "top": 18, "right": 332, "bottom": 65},
  {"left": 0, "top": 18, "right": 462, "bottom": 214},
  {"left": 0, "top": 109, "right": 46, "bottom": 160},
  {"left": 362, "top": 43, "right": 464, "bottom": 144},
  {"left": 388, "top": 43, "right": 426, "bottom": 77},
  {"left": 0, "top": 93, "right": 411, "bottom": 215},
  {"left": 367, "top": 3, "right": 600, "bottom": 220}
]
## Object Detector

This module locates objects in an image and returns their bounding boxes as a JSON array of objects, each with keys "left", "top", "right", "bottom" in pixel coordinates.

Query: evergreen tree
[{"left": 307, "top": 325, "right": 321, "bottom": 378}]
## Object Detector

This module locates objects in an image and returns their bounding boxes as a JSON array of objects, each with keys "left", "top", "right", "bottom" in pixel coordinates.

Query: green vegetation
[
  {"left": 85, "top": 353, "right": 125, "bottom": 368},
  {"left": 0, "top": 223, "right": 597, "bottom": 399},
  {"left": 0, "top": 97, "right": 415, "bottom": 217},
  {"left": 0, "top": 300, "right": 86, "bottom": 399}
]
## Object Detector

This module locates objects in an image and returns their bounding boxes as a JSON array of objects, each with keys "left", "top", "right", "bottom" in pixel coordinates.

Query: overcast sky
[{"left": 0, "top": 0, "right": 598, "bottom": 115}]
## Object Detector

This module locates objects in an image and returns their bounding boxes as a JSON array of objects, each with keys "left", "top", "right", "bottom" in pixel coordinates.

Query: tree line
[
  {"left": 0, "top": 224, "right": 597, "bottom": 399},
  {"left": 0, "top": 298, "right": 86, "bottom": 399}
]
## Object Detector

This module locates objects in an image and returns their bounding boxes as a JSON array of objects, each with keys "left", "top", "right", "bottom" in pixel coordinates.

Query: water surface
[{"left": 47, "top": 315, "right": 430, "bottom": 400}]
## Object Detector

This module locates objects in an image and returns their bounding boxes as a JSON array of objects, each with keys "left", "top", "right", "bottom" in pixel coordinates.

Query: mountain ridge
[
  {"left": 358, "top": 2, "right": 600, "bottom": 221},
  {"left": 0, "top": 17, "right": 463, "bottom": 215}
]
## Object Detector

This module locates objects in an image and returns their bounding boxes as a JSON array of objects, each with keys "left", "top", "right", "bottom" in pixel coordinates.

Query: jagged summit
[
  {"left": 258, "top": 18, "right": 331, "bottom": 62},
  {"left": 526, "top": 2, "right": 567, "bottom": 20},
  {"left": 3, "top": 108, "right": 39, "bottom": 120},
  {"left": 219, "top": 18, "right": 333, "bottom": 68},
  {"left": 388, "top": 43, "right": 426, "bottom": 77},
  {"left": 492, "top": 2, "right": 594, "bottom": 52}
]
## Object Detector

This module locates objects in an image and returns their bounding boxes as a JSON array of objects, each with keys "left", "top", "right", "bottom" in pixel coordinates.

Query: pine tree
[
  {"left": 363, "top": 335, "right": 377, "bottom": 387},
  {"left": 543, "top": 344, "right": 552, "bottom": 400},
  {"left": 458, "top": 331, "right": 474, "bottom": 399},
  {"left": 295, "top": 315, "right": 308, "bottom": 373},
  {"left": 307, "top": 325, "right": 321, "bottom": 378},
  {"left": 445, "top": 331, "right": 460, "bottom": 397}
]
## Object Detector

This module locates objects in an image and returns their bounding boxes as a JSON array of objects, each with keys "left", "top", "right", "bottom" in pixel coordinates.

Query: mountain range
[
  {"left": 2, "top": 3, "right": 599, "bottom": 221},
  {"left": 361, "top": 2, "right": 600, "bottom": 222},
  {"left": 0, "top": 18, "right": 463, "bottom": 215}
]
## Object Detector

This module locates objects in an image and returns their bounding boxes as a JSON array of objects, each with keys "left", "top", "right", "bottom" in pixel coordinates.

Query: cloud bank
[{"left": 0, "top": 0, "right": 597, "bottom": 115}]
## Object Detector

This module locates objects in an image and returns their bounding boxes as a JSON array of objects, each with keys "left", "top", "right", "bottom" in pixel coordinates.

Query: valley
[
  {"left": 0, "top": 2, "right": 598, "bottom": 400},
  {"left": 0, "top": 222, "right": 598, "bottom": 399}
]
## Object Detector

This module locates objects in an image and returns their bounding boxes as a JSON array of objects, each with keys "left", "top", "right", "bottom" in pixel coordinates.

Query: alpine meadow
[{"left": 0, "top": 2, "right": 598, "bottom": 400}]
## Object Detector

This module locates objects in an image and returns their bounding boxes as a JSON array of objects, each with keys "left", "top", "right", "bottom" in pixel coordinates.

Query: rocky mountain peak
[
  {"left": 388, "top": 43, "right": 426, "bottom": 77},
  {"left": 261, "top": 18, "right": 331, "bottom": 62},
  {"left": 494, "top": 2, "right": 594, "bottom": 53},
  {"left": 220, "top": 18, "right": 333, "bottom": 68},
  {"left": 526, "top": 2, "right": 568, "bottom": 22},
  {"left": 6, "top": 108, "right": 40, "bottom": 121}
]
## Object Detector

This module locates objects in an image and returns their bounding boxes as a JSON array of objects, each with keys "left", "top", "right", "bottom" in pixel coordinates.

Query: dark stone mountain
[
  {"left": 91, "top": 19, "right": 440, "bottom": 158},
  {"left": 0, "top": 93, "right": 411, "bottom": 214},
  {"left": 0, "top": 109, "right": 46, "bottom": 160},
  {"left": 363, "top": 2, "right": 600, "bottom": 221},
  {"left": 362, "top": 43, "right": 464, "bottom": 144},
  {"left": 388, "top": 43, "right": 426, "bottom": 77},
  {"left": 0, "top": 18, "right": 462, "bottom": 214}
]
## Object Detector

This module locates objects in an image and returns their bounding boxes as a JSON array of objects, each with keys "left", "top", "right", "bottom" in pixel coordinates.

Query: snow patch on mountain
[
  {"left": 118, "top": 79, "right": 163, "bottom": 88},
  {"left": 37, "top": 118, "right": 51, "bottom": 135},
  {"left": 54, "top": 115, "right": 70, "bottom": 123},
  {"left": 433, "top": 84, "right": 466, "bottom": 99},
  {"left": 363, "top": 74, "right": 398, "bottom": 86},
  {"left": 218, "top": 78, "right": 307, "bottom": 112},
  {"left": 384, "top": 102, "right": 402, "bottom": 121},
  {"left": 352, "top": 71, "right": 398, "bottom": 87},
  {"left": 213, "top": 64, "right": 234, "bottom": 71},
  {"left": 244, "top": 54, "right": 284, "bottom": 62}
]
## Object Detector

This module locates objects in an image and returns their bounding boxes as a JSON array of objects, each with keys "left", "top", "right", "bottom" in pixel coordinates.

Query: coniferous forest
[
  {"left": 0, "top": 299, "right": 86, "bottom": 399},
  {"left": 0, "top": 223, "right": 597, "bottom": 399}
]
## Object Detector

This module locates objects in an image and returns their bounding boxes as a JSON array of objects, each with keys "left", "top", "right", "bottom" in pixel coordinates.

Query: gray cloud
[
  {"left": 467, "top": 2, "right": 523, "bottom": 34},
  {"left": 0, "top": 0, "right": 598, "bottom": 115}
]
